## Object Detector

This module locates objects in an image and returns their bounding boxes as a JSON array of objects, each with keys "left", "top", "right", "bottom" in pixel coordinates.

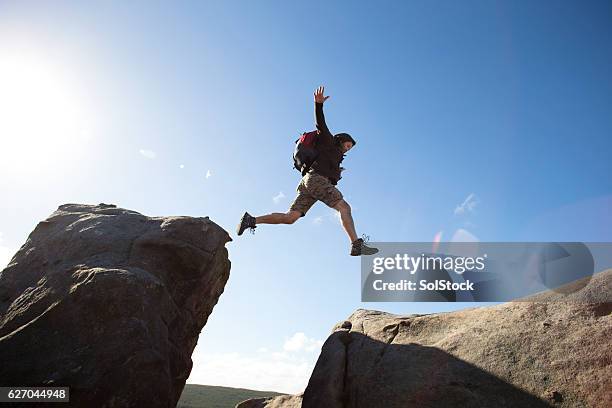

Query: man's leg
[
  {"left": 237, "top": 211, "right": 301, "bottom": 235},
  {"left": 237, "top": 181, "right": 315, "bottom": 236},
  {"left": 255, "top": 211, "right": 302, "bottom": 225},
  {"left": 302, "top": 172, "right": 372, "bottom": 252},
  {"left": 333, "top": 199, "right": 358, "bottom": 242},
  {"left": 333, "top": 199, "right": 378, "bottom": 256}
]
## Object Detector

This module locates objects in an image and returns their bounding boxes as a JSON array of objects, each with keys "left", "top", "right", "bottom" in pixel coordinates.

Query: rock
[
  {"left": 543, "top": 390, "right": 564, "bottom": 404},
  {"left": 245, "top": 269, "right": 611, "bottom": 408},
  {"left": 236, "top": 394, "right": 303, "bottom": 408},
  {"left": 0, "top": 203, "right": 231, "bottom": 407}
]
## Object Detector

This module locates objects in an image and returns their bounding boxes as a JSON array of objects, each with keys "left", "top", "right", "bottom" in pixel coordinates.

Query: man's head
[{"left": 334, "top": 133, "right": 356, "bottom": 154}]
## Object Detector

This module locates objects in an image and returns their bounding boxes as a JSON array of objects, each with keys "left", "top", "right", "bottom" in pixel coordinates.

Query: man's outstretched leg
[
  {"left": 333, "top": 199, "right": 378, "bottom": 256},
  {"left": 237, "top": 177, "right": 316, "bottom": 236},
  {"left": 256, "top": 211, "right": 302, "bottom": 225},
  {"left": 236, "top": 210, "right": 302, "bottom": 235}
]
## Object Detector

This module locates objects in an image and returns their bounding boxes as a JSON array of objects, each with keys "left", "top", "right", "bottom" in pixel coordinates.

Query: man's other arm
[{"left": 314, "top": 85, "right": 333, "bottom": 143}]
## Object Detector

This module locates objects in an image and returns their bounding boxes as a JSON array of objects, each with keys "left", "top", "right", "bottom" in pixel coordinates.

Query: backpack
[{"left": 293, "top": 130, "right": 319, "bottom": 175}]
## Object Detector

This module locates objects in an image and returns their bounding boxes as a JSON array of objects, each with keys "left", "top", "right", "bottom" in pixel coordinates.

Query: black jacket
[{"left": 311, "top": 102, "right": 345, "bottom": 185}]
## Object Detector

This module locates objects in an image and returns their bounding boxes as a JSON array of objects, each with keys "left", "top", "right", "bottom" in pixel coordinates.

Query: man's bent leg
[
  {"left": 333, "top": 199, "right": 358, "bottom": 242},
  {"left": 307, "top": 175, "right": 378, "bottom": 256},
  {"left": 255, "top": 211, "right": 302, "bottom": 225},
  {"left": 333, "top": 200, "right": 379, "bottom": 256}
]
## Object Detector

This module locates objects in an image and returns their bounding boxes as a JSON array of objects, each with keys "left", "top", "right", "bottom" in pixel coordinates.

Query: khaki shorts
[{"left": 289, "top": 171, "right": 343, "bottom": 216}]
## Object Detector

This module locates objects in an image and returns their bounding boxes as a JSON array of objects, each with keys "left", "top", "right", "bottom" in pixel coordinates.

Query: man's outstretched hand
[{"left": 314, "top": 85, "right": 330, "bottom": 104}]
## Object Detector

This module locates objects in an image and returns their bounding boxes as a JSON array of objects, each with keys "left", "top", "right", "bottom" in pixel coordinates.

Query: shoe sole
[
  {"left": 237, "top": 212, "right": 254, "bottom": 236},
  {"left": 236, "top": 216, "right": 247, "bottom": 236},
  {"left": 236, "top": 220, "right": 246, "bottom": 236},
  {"left": 350, "top": 248, "right": 379, "bottom": 256}
]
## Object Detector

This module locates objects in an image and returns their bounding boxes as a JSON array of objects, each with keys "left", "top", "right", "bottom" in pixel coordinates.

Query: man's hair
[{"left": 334, "top": 133, "right": 356, "bottom": 147}]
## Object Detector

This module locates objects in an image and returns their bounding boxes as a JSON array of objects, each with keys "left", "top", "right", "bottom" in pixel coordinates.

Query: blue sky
[{"left": 1, "top": 0, "right": 611, "bottom": 393}]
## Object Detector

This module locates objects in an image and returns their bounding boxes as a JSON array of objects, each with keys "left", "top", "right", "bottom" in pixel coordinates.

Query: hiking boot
[
  {"left": 236, "top": 212, "right": 256, "bottom": 236},
  {"left": 350, "top": 238, "right": 379, "bottom": 256}
]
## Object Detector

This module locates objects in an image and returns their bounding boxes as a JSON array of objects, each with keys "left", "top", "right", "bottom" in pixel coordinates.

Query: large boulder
[
  {"left": 0, "top": 203, "right": 231, "bottom": 407},
  {"left": 244, "top": 269, "right": 611, "bottom": 408}
]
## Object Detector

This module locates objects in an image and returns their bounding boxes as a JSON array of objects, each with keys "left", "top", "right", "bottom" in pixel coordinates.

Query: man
[{"left": 237, "top": 86, "right": 378, "bottom": 256}]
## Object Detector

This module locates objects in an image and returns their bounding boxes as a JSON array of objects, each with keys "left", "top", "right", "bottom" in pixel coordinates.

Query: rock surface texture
[
  {"left": 0, "top": 203, "right": 231, "bottom": 407},
  {"left": 239, "top": 270, "right": 611, "bottom": 408},
  {"left": 236, "top": 394, "right": 303, "bottom": 408}
]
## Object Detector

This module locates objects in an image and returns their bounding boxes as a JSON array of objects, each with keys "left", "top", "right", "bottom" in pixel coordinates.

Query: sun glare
[{"left": 0, "top": 54, "right": 90, "bottom": 175}]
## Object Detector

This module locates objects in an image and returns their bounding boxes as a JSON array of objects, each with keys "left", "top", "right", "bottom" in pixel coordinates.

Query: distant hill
[{"left": 177, "top": 384, "right": 285, "bottom": 408}]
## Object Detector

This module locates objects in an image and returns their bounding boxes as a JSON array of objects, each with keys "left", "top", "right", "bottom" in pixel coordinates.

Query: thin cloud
[
  {"left": 272, "top": 191, "right": 285, "bottom": 204},
  {"left": 188, "top": 351, "right": 312, "bottom": 394},
  {"left": 283, "top": 332, "right": 323, "bottom": 353},
  {"left": 188, "top": 332, "right": 323, "bottom": 394},
  {"left": 454, "top": 193, "right": 478, "bottom": 215},
  {"left": 138, "top": 149, "right": 157, "bottom": 159},
  {"left": 205, "top": 169, "right": 212, "bottom": 179},
  {"left": 312, "top": 216, "right": 323, "bottom": 225}
]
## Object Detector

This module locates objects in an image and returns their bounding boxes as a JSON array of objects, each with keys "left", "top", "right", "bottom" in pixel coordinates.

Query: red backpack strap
[{"left": 300, "top": 130, "right": 318, "bottom": 147}]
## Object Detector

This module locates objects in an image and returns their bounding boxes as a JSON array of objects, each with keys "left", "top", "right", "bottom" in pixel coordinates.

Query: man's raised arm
[{"left": 314, "top": 85, "right": 332, "bottom": 138}]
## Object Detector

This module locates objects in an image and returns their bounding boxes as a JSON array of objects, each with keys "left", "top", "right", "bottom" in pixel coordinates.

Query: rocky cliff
[
  {"left": 0, "top": 203, "right": 231, "bottom": 407},
  {"left": 239, "top": 269, "right": 611, "bottom": 408}
]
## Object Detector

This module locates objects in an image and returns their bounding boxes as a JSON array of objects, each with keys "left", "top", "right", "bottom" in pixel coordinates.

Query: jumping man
[{"left": 236, "top": 86, "right": 378, "bottom": 256}]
